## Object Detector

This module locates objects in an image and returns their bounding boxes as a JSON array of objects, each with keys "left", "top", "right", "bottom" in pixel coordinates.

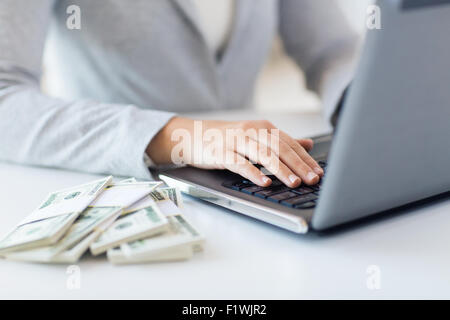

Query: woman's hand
[{"left": 147, "top": 117, "right": 323, "bottom": 188}]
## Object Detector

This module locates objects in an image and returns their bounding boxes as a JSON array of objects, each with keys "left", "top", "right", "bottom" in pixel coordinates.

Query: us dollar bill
[
  {"left": 122, "top": 189, "right": 166, "bottom": 215},
  {"left": 90, "top": 204, "right": 169, "bottom": 256},
  {"left": 121, "top": 214, "right": 204, "bottom": 260},
  {"left": 112, "top": 180, "right": 162, "bottom": 189},
  {"left": 117, "top": 177, "right": 138, "bottom": 184},
  {"left": 159, "top": 187, "right": 183, "bottom": 207},
  {"left": 37, "top": 177, "right": 112, "bottom": 211},
  {"left": 123, "top": 191, "right": 181, "bottom": 218},
  {"left": 3, "top": 206, "right": 122, "bottom": 262},
  {"left": 44, "top": 206, "right": 122, "bottom": 256},
  {"left": 89, "top": 183, "right": 155, "bottom": 208},
  {"left": 2, "top": 182, "right": 153, "bottom": 262},
  {"left": 0, "top": 176, "right": 112, "bottom": 254},
  {"left": 5, "top": 230, "right": 101, "bottom": 264},
  {"left": 149, "top": 189, "right": 167, "bottom": 202},
  {"left": 51, "top": 231, "right": 101, "bottom": 263},
  {"left": 107, "top": 244, "right": 193, "bottom": 264},
  {"left": 0, "top": 213, "right": 79, "bottom": 256}
]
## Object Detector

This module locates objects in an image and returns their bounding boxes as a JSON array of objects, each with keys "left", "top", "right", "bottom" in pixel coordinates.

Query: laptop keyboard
[{"left": 223, "top": 161, "right": 327, "bottom": 210}]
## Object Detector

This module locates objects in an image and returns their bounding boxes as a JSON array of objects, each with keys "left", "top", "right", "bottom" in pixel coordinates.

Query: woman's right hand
[{"left": 147, "top": 117, "right": 323, "bottom": 188}]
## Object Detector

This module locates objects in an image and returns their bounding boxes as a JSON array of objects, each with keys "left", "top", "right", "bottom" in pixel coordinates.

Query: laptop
[{"left": 157, "top": 0, "right": 450, "bottom": 233}]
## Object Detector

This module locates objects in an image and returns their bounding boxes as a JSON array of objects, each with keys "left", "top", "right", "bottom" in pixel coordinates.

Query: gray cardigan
[{"left": 0, "top": 0, "right": 359, "bottom": 179}]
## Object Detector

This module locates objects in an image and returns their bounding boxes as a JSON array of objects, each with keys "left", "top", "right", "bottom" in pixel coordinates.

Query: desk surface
[{"left": 1, "top": 111, "right": 450, "bottom": 299}]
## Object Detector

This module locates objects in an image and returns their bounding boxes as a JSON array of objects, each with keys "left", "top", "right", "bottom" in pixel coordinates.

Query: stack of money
[{"left": 0, "top": 176, "right": 204, "bottom": 264}]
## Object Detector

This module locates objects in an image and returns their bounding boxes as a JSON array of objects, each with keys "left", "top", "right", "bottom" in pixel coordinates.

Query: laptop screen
[{"left": 402, "top": 0, "right": 450, "bottom": 10}]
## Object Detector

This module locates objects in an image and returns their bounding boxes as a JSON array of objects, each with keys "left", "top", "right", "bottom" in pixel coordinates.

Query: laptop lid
[{"left": 312, "top": 0, "right": 450, "bottom": 230}]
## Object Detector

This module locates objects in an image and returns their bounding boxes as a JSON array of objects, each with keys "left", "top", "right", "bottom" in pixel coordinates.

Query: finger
[
  {"left": 257, "top": 148, "right": 302, "bottom": 188},
  {"left": 275, "top": 139, "right": 320, "bottom": 185},
  {"left": 233, "top": 139, "right": 302, "bottom": 188},
  {"left": 230, "top": 120, "right": 318, "bottom": 186},
  {"left": 242, "top": 129, "right": 319, "bottom": 185},
  {"left": 253, "top": 134, "right": 319, "bottom": 185},
  {"left": 297, "top": 139, "right": 314, "bottom": 152},
  {"left": 276, "top": 130, "right": 323, "bottom": 177},
  {"left": 253, "top": 123, "right": 322, "bottom": 179},
  {"left": 223, "top": 151, "right": 272, "bottom": 187}
]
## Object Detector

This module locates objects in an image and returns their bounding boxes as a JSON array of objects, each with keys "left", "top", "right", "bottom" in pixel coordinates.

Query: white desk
[{"left": 1, "top": 111, "right": 450, "bottom": 299}]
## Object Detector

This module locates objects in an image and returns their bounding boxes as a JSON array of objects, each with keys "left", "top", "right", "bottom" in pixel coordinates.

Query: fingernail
[
  {"left": 262, "top": 176, "right": 271, "bottom": 185},
  {"left": 307, "top": 172, "right": 319, "bottom": 182},
  {"left": 289, "top": 175, "right": 300, "bottom": 184},
  {"left": 314, "top": 167, "right": 324, "bottom": 175}
]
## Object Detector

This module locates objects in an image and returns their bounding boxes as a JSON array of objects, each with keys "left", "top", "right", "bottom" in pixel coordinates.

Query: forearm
[{"left": 0, "top": 84, "right": 175, "bottom": 178}]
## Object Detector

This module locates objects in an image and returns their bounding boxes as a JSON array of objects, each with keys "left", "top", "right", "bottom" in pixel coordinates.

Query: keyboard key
[
  {"left": 294, "top": 201, "right": 316, "bottom": 209},
  {"left": 224, "top": 180, "right": 255, "bottom": 191},
  {"left": 241, "top": 185, "right": 264, "bottom": 195},
  {"left": 267, "top": 179, "right": 283, "bottom": 187},
  {"left": 281, "top": 193, "right": 318, "bottom": 207},
  {"left": 267, "top": 191, "right": 298, "bottom": 203},
  {"left": 254, "top": 186, "right": 289, "bottom": 199},
  {"left": 273, "top": 180, "right": 284, "bottom": 187},
  {"left": 292, "top": 186, "right": 313, "bottom": 195},
  {"left": 229, "top": 183, "right": 248, "bottom": 191},
  {"left": 281, "top": 196, "right": 306, "bottom": 207},
  {"left": 222, "top": 174, "right": 323, "bottom": 211}
]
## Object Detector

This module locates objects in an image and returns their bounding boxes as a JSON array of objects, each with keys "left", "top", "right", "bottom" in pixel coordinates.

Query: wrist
[{"left": 146, "top": 116, "right": 193, "bottom": 165}]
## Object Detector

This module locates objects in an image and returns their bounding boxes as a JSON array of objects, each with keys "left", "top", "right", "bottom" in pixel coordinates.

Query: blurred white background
[{"left": 253, "top": 0, "right": 372, "bottom": 112}]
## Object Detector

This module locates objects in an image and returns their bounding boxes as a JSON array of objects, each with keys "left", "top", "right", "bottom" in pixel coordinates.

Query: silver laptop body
[{"left": 158, "top": 0, "right": 450, "bottom": 233}]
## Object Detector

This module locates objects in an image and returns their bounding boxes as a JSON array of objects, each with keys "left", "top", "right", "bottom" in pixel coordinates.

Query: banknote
[
  {"left": 90, "top": 184, "right": 155, "bottom": 208},
  {"left": 51, "top": 231, "right": 101, "bottom": 263},
  {"left": 0, "top": 176, "right": 112, "bottom": 254},
  {"left": 123, "top": 189, "right": 169, "bottom": 214},
  {"left": 90, "top": 204, "right": 169, "bottom": 256},
  {"left": 43, "top": 206, "right": 121, "bottom": 256},
  {"left": 2, "top": 183, "right": 152, "bottom": 261},
  {"left": 117, "top": 178, "right": 138, "bottom": 184},
  {"left": 123, "top": 192, "right": 181, "bottom": 218},
  {"left": 111, "top": 180, "right": 162, "bottom": 189},
  {"left": 38, "top": 177, "right": 112, "bottom": 210},
  {"left": 0, "top": 212, "right": 79, "bottom": 256},
  {"left": 123, "top": 187, "right": 182, "bottom": 214},
  {"left": 22, "top": 176, "right": 113, "bottom": 225},
  {"left": 1, "top": 177, "right": 204, "bottom": 265},
  {"left": 121, "top": 214, "right": 204, "bottom": 259},
  {"left": 3, "top": 206, "right": 121, "bottom": 262},
  {"left": 159, "top": 187, "right": 183, "bottom": 207},
  {"left": 5, "top": 230, "right": 101, "bottom": 264},
  {"left": 107, "top": 244, "right": 193, "bottom": 264},
  {"left": 156, "top": 199, "right": 182, "bottom": 217},
  {"left": 149, "top": 189, "right": 167, "bottom": 202}
]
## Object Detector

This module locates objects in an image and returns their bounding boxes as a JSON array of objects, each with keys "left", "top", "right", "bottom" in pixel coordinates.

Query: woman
[{"left": 0, "top": 0, "right": 359, "bottom": 188}]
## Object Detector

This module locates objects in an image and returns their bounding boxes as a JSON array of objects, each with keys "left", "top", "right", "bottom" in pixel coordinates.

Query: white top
[{"left": 193, "top": 0, "right": 235, "bottom": 54}]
